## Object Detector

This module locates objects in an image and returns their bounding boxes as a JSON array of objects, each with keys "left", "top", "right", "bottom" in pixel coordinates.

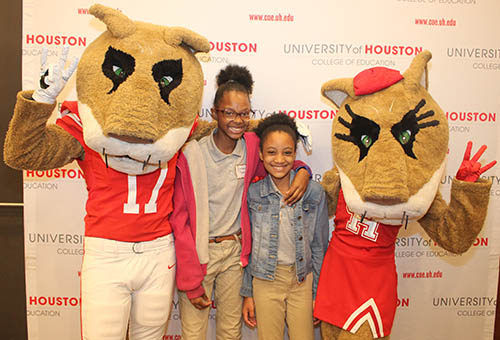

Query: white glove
[
  {"left": 296, "top": 121, "right": 312, "bottom": 154},
  {"left": 32, "top": 46, "right": 79, "bottom": 104}
]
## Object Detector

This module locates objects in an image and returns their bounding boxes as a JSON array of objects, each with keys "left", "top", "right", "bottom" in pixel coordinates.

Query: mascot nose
[
  {"left": 108, "top": 133, "right": 154, "bottom": 144},
  {"left": 360, "top": 138, "right": 410, "bottom": 204}
]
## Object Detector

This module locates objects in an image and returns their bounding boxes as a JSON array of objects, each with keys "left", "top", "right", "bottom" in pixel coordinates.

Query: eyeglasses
[{"left": 213, "top": 108, "right": 253, "bottom": 121}]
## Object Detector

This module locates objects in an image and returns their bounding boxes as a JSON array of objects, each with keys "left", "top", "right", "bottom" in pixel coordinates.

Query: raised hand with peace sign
[
  {"left": 32, "top": 46, "right": 79, "bottom": 104},
  {"left": 456, "top": 141, "right": 497, "bottom": 183}
]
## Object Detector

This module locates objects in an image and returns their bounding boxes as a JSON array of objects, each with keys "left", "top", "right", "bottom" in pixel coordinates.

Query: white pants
[{"left": 81, "top": 234, "right": 176, "bottom": 340}]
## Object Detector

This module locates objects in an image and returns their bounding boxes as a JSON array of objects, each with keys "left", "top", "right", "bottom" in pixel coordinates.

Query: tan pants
[
  {"left": 179, "top": 239, "right": 243, "bottom": 340},
  {"left": 253, "top": 265, "right": 314, "bottom": 340}
]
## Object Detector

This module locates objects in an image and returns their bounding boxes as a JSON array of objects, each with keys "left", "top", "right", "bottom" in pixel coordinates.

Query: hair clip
[{"left": 296, "top": 121, "right": 312, "bottom": 154}]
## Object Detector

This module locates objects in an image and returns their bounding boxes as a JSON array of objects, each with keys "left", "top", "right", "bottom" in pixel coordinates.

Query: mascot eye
[
  {"left": 102, "top": 47, "right": 135, "bottom": 94},
  {"left": 361, "top": 135, "right": 373, "bottom": 148},
  {"left": 152, "top": 59, "right": 183, "bottom": 105},
  {"left": 112, "top": 65, "right": 125, "bottom": 78},
  {"left": 397, "top": 130, "right": 411, "bottom": 145},
  {"left": 391, "top": 99, "right": 439, "bottom": 159},
  {"left": 334, "top": 104, "right": 380, "bottom": 162},
  {"left": 160, "top": 76, "right": 173, "bottom": 88}
]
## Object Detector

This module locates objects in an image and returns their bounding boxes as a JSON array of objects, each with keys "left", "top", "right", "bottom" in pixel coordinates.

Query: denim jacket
[{"left": 240, "top": 170, "right": 329, "bottom": 299}]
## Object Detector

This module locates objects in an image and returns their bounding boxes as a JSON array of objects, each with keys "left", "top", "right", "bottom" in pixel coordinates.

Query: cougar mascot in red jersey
[{"left": 4, "top": 4, "right": 214, "bottom": 340}]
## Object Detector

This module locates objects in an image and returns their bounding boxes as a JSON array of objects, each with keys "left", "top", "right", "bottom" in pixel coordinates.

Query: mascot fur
[
  {"left": 4, "top": 4, "right": 213, "bottom": 340},
  {"left": 313, "top": 51, "right": 496, "bottom": 340}
]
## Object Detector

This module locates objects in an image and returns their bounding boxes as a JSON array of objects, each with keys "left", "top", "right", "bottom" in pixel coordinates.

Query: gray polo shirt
[{"left": 199, "top": 130, "right": 246, "bottom": 238}]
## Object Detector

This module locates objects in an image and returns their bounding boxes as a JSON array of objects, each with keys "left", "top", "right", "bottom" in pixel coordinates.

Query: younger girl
[{"left": 241, "top": 113, "right": 329, "bottom": 340}]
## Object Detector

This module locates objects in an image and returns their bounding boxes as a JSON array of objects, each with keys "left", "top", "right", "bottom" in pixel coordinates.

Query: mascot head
[
  {"left": 322, "top": 51, "right": 449, "bottom": 224},
  {"left": 76, "top": 4, "right": 209, "bottom": 175}
]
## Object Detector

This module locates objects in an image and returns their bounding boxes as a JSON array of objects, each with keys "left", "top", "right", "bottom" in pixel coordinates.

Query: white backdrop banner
[{"left": 21, "top": 0, "right": 500, "bottom": 339}]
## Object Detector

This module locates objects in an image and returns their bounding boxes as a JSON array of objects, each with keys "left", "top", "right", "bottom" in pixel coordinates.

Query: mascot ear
[
  {"left": 321, "top": 78, "right": 356, "bottom": 110},
  {"left": 165, "top": 27, "right": 210, "bottom": 54},
  {"left": 89, "top": 4, "right": 137, "bottom": 38},
  {"left": 403, "top": 50, "right": 432, "bottom": 90}
]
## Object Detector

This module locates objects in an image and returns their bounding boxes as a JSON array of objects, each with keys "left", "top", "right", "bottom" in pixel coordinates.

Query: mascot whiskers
[
  {"left": 313, "top": 51, "right": 496, "bottom": 340},
  {"left": 4, "top": 4, "right": 213, "bottom": 340}
]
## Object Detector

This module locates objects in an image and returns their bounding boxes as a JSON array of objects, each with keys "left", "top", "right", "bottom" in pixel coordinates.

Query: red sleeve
[
  {"left": 55, "top": 101, "right": 84, "bottom": 146},
  {"left": 60, "top": 100, "right": 78, "bottom": 114},
  {"left": 293, "top": 160, "right": 312, "bottom": 177},
  {"left": 169, "top": 154, "right": 207, "bottom": 299}
]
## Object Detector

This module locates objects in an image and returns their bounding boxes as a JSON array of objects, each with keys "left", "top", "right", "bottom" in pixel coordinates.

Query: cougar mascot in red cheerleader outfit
[{"left": 314, "top": 51, "right": 496, "bottom": 340}]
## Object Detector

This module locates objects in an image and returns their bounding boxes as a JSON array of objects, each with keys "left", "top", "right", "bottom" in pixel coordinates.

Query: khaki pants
[
  {"left": 253, "top": 265, "right": 314, "bottom": 340},
  {"left": 179, "top": 239, "right": 243, "bottom": 340}
]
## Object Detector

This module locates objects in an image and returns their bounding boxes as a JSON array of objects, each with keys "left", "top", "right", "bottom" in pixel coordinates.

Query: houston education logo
[
  {"left": 283, "top": 42, "right": 424, "bottom": 68},
  {"left": 28, "top": 232, "right": 84, "bottom": 256},
  {"left": 395, "top": 235, "right": 489, "bottom": 259},
  {"left": 25, "top": 168, "right": 84, "bottom": 180},
  {"left": 24, "top": 167, "right": 84, "bottom": 191},
  {"left": 25, "top": 34, "right": 87, "bottom": 47},
  {"left": 197, "top": 40, "right": 258, "bottom": 64},
  {"left": 27, "top": 295, "right": 81, "bottom": 318},
  {"left": 432, "top": 296, "right": 496, "bottom": 317},
  {"left": 446, "top": 110, "right": 496, "bottom": 124},
  {"left": 444, "top": 108, "right": 497, "bottom": 138},
  {"left": 447, "top": 47, "right": 500, "bottom": 71},
  {"left": 23, "top": 31, "right": 87, "bottom": 65}
]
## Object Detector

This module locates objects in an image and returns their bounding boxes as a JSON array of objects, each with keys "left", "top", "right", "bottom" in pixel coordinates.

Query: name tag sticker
[{"left": 235, "top": 164, "right": 246, "bottom": 179}]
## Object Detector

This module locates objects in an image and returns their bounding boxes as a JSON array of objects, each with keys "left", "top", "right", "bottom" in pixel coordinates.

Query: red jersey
[
  {"left": 314, "top": 189, "right": 401, "bottom": 338},
  {"left": 56, "top": 102, "right": 177, "bottom": 242}
]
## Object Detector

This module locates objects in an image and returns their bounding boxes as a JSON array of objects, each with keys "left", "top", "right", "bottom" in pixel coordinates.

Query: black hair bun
[
  {"left": 254, "top": 113, "right": 299, "bottom": 144},
  {"left": 216, "top": 64, "right": 254, "bottom": 94}
]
